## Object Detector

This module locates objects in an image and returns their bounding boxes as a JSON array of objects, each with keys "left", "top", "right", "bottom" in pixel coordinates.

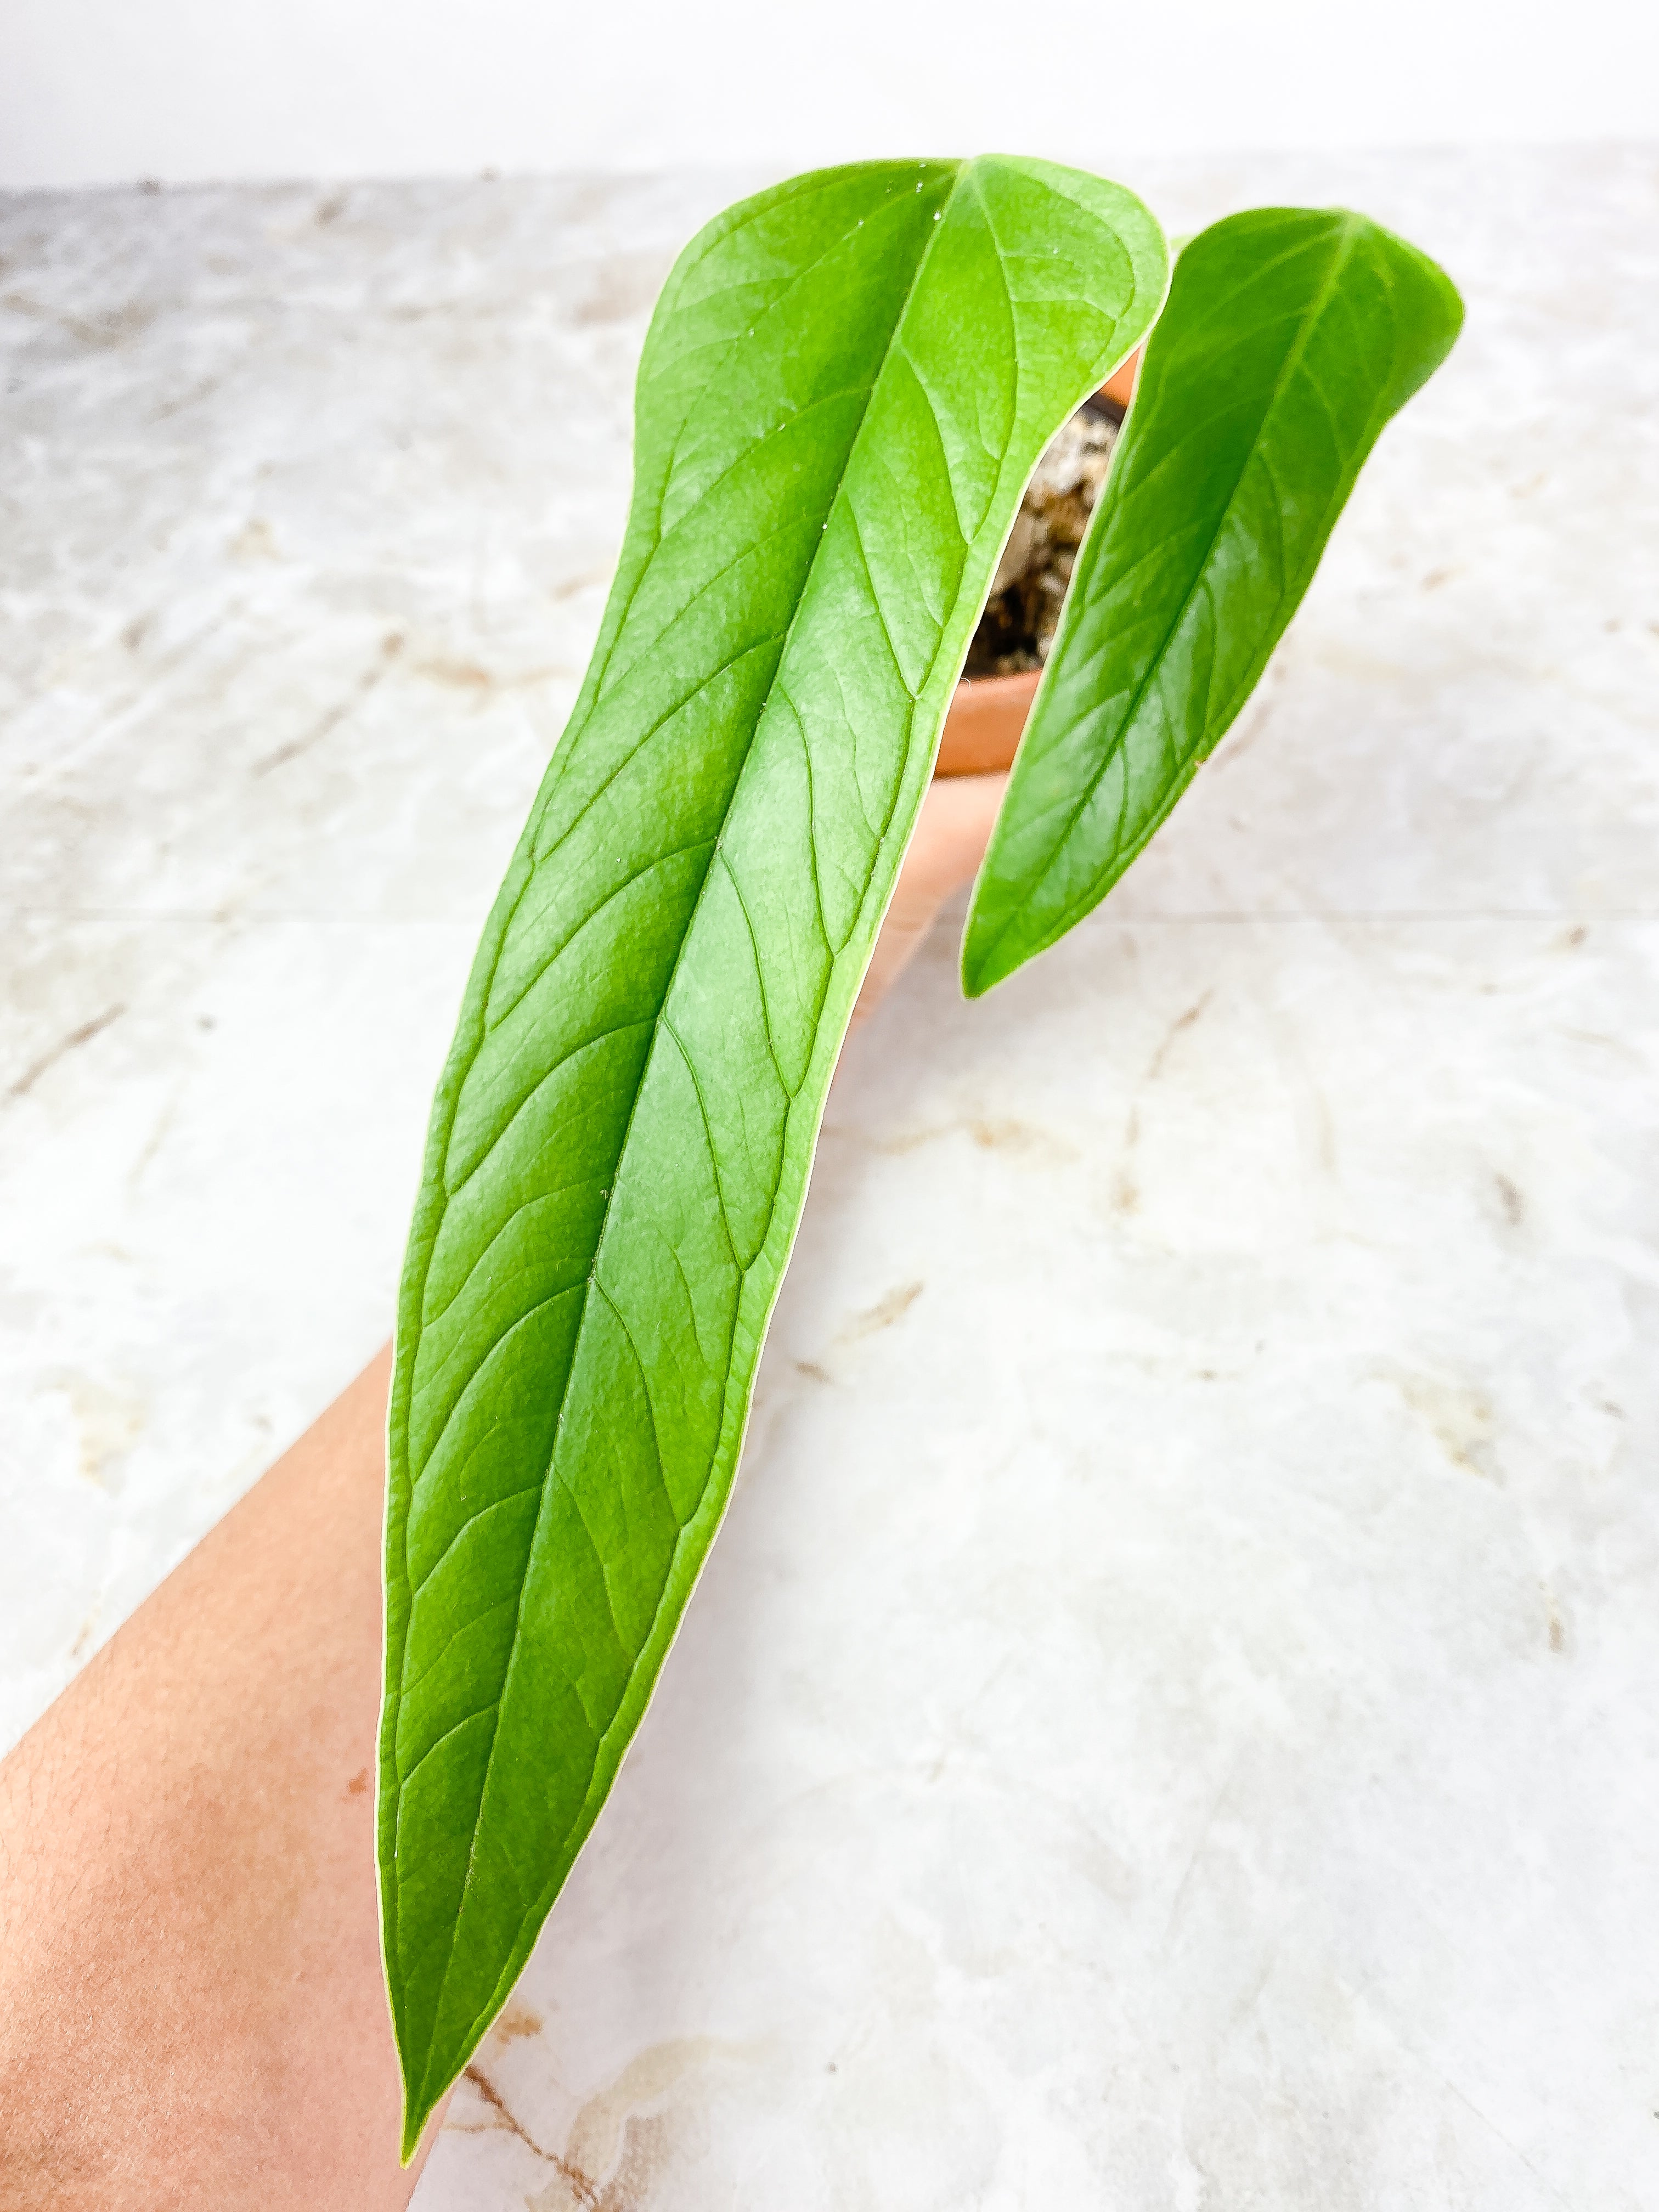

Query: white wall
[{"left": 3, "top": 0, "right": 1655, "bottom": 190}]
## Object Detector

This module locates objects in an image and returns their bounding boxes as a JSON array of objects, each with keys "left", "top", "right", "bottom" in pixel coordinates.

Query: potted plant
[{"left": 375, "top": 156, "right": 1461, "bottom": 2156}]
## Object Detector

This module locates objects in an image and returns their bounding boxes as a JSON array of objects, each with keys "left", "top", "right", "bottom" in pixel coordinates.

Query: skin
[{"left": 0, "top": 762, "right": 1011, "bottom": 2211}]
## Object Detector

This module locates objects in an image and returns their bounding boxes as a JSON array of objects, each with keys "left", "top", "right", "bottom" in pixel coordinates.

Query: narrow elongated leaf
[
  {"left": 961, "top": 206, "right": 1463, "bottom": 996},
  {"left": 379, "top": 156, "right": 1167, "bottom": 2152}
]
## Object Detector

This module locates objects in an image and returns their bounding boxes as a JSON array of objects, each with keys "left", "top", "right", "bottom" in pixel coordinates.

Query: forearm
[{"left": 0, "top": 1347, "right": 426, "bottom": 2211}]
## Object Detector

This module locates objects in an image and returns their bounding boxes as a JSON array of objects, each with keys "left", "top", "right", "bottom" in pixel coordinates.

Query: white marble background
[{"left": 2, "top": 147, "right": 1657, "bottom": 2207}]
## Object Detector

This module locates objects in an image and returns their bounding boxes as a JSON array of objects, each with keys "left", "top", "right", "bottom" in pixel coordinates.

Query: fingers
[{"left": 851, "top": 771, "right": 1010, "bottom": 1028}]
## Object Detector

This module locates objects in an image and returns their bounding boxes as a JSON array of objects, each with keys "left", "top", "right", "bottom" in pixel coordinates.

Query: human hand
[{"left": 851, "top": 766, "right": 1011, "bottom": 1026}]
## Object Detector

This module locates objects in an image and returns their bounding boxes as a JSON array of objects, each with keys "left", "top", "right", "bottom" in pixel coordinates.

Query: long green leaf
[
  {"left": 961, "top": 206, "right": 1463, "bottom": 996},
  {"left": 379, "top": 156, "right": 1167, "bottom": 2153}
]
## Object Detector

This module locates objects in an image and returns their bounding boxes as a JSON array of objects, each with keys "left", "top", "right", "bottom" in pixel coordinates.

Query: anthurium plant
[{"left": 377, "top": 155, "right": 1461, "bottom": 2153}]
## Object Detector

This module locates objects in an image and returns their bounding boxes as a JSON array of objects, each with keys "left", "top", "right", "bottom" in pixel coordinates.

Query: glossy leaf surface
[
  {"left": 379, "top": 156, "right": 1167, "bottom": 2153},
  {"left": 961, "top": 206, "right": 1463, "bottom": 996}
]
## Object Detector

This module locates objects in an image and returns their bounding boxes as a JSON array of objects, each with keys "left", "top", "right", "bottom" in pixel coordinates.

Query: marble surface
[{"left": 3, "top": 146, "right": 1657, "bottom": 2206}]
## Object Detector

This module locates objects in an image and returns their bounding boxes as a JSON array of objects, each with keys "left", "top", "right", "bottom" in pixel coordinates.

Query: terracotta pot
[
  {"left": 1098, "top": 348, "right": 1141, "bottom": 415},
  {"left": 936, "top": 668, "right": 1041, "bottom": 776},
  {"left": 934, "top": 351, "right": 1141, "bottom": 781}
]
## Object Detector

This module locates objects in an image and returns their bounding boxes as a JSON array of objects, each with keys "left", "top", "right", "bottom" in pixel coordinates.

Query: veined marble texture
[{"left": 2, "top": 146, "right": 1657, "bottom": 2207}]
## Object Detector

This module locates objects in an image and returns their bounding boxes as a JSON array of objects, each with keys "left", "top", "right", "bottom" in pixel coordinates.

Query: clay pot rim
[
  {"left": 953, "top": 667, "right": 1042, "bottom": 698},
  {"left": 936, "top": 665, "right": 1041, "bottom": 778},
  {"left": 934, "top": 353, "right": 1141, "bottom": 779}
]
